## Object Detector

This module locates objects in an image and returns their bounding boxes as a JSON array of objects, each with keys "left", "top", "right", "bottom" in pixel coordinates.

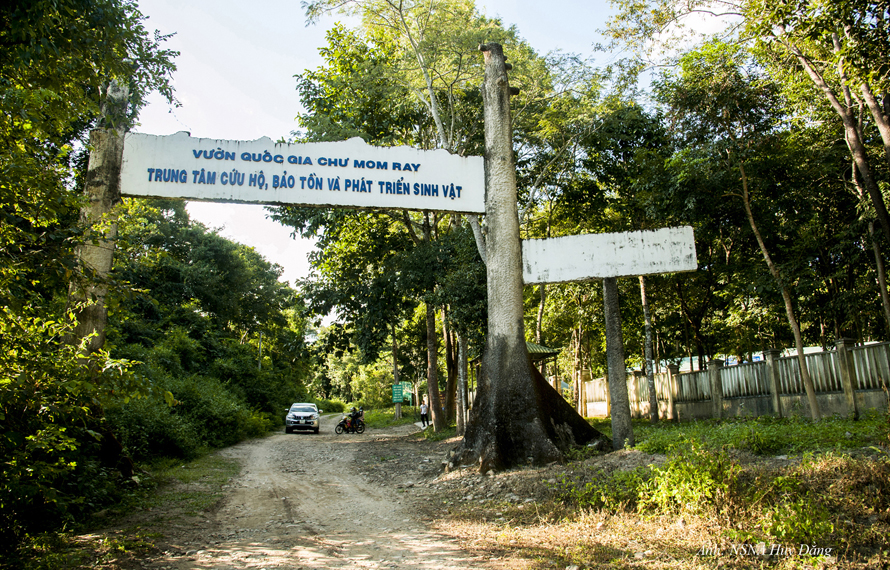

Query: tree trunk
[
  {"left": 860, "top": 80, "right": 890, "bottom": 169},
  {"left": 453, "top": 44, "right": 608, "bottom": 472},
  {"left": 739, "top": 162, "right": 821, "bottom": 421},
  {"left": 457, "top": 332, "right": 468, "bottom": 436},
  {"left": 782, "top": 36, "right": 890, "bottom": 247},
  {"left": 852, "top": 163, "right": 890, "bottom": 336},
  {"left": 869, "top": 221, "right": 890, "bottom": 337},
  {"left": 420, "top": 213, "right": 446, "bottom": 431},
  {"left": 392, "top": 324, "right": 402, "bottom": 420},
  {"left": 425, "top": 301, "right": 445, "bottom": 431},
  {"left": 573, "top": 325, "right": 582, "bottom": 410},
  {"left": 604, "top": 277, "right": 634, "bottom": 448},
  {"left": 536, "top": 284, "right": 546, "bottom": 344},
  {"left": 443, "top": 311, "right": 458, "bottom": 421},
  {"left": 639, "top": 275, "right": 658, "bottom": 423}
]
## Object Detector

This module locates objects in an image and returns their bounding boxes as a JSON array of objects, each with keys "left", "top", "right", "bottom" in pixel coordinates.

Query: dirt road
[{"left": 138, "top": 414, "right": 503, "bottom": 570}]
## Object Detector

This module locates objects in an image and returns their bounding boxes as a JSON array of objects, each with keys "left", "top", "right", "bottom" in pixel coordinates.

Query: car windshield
[{"left": 290, "top": 406, "right": 315, "bottom": 413}]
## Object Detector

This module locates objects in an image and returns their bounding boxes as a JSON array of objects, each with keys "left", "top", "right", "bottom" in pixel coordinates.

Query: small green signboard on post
[{"left": 392, "top": 383, "right": 403, "bottom": 403}]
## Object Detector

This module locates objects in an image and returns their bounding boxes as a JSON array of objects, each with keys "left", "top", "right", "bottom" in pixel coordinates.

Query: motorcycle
[{"left": 335, "top": 414, "right": 365, "bottom": 434}]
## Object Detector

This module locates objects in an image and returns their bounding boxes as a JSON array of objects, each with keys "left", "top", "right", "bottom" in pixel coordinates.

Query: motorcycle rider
[{"left": 347, "top": 407, "right": 362, "bottom": 432}]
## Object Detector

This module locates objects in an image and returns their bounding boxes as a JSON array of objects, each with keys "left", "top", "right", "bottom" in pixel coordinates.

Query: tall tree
[
  {"left": 0, "top": 0, "right": 176, "bottom": 547},
  {"left": 656, "top": 41, "right": 822, "bottom": 419},
  {"left": 453, "top": 44, "right": 608, "bottom": 472},
  {"left": 746, "top": 0, "right": 890, "bottom": 246}
]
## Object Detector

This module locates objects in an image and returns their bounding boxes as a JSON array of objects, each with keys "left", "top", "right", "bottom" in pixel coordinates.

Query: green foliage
[
  {"left": 556, "top": 467, "right": 649, "bottom": 513},
  {"left": 623, "top": 411, "right": 889, "bottom": 455},
  {"left": 558, "top": 444, "right": 740, "bottom": 517},
  {"left": 638, "top": 444, "right": 739, "bottom": 515},
  {"left": 421, "top": 424, "right": 457, "bottom": 441},
  {"left": 0, "top": 0, "right": 178, "bottom": 550},
  {"left": 99, "top": 201, "right": 310, "bottom": 462},
  {"left": 557, "top": 446, "right": 739, "bottom": 518},
  {"left": 563, "top": 417, "right": 888, "bottom": 550},
  {"left": 557, "top": 442, "right": 843, "bottom": 546},
  {"left": 105, "top": 396, "right": 201, "bottom": 460},
  {"left": 361, "top": 407, "right": 420, "bottom": 429},
  {"left": 760, "top": 497, "right": 834, "bottom": 543},
  {"left": 0, "top": 308, "right": 141, "bottom": 549},
  {"left": 314, "top": 398, "right": 346, "bottom": 413}
]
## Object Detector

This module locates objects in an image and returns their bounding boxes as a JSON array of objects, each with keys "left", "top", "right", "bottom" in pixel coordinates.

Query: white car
[{"left": 285, "top": 403, "right": 321, "bottom": 434}]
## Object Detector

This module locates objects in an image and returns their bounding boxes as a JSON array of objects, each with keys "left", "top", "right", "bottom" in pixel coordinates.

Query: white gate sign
[
  {"left": 522, "top": 226, "right": 697, "bottom": 285},
  {"left": 120, "top": 132, "right": 485, "bottom": 214}
]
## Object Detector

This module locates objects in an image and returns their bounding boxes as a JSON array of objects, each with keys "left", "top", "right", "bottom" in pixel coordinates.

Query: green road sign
[{"left": 392, "top": 384, "right": 403, "bottom": 402}]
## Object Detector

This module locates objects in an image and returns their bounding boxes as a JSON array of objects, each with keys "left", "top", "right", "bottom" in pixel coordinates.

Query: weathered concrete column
[
  {"left": 835, "top": 338, "right": 860, "bottom": 420},
  {"left": 69, "top": 81, "right": 128, "bottom": 355},
  {"left": 707, "top": 359, "right": 725, "bottom": 419},
  {"left": 632, "top": 370, "right": 645, "bottom": 418},
  {"left": 763, "top": 348, "right": 782, "bottom": 418},
  {"left": 69, "top": 131, "right": 124, "bottom": 354},
  {"left": 604, "top": 277, "right": 634, "bottom": 448},
  {"left": 763, "top": 349, "right": 784, "bottom": 418},
  {"left": 667, "top": 364, "right": 679, "bottom": 421}
]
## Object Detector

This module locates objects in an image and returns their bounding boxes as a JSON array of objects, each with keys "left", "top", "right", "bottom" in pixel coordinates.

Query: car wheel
[
  {"left": 314, "top": 427, "right": 319, "bottom": 434},
  {"left": 285, "top": 427, "right": 292, "bottom": 434}
]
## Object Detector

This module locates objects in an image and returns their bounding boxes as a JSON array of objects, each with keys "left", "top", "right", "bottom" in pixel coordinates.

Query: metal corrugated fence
[{"left": 583, "top": 342, "right": 890, "bottom": 408}]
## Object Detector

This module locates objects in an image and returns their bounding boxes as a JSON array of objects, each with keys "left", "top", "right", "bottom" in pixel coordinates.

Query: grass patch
[
  {"left": 588, "top": 408, "right": 888, "bottom": 455},
  {"left": 142, "top": 453, "right": 241, "bottom": 514},
  {"left": 421, "top": 424, "right": 457, "bottom": 441},
  {"left": 361, "top": 407, "right": 421, "bottom": 429},
  {"left": 553, "top": 441, "right": 889, "bottom": 562}
]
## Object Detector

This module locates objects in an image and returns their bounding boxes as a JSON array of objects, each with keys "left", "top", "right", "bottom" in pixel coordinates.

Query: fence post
[
  {"left": 667, "top": 364, "right": 679, "bottom": 421},
  {"left": 763, "top": 349, "right": 784, "bottom": 418},
  {"left": 708, "top": 359, "right": 725, "bottom": 419},
  {"left": 835, "top": 338, "right": 860, "bottom": 420},
  {"left": 633, "top": 370, "right": 644, "bottom": 418}
]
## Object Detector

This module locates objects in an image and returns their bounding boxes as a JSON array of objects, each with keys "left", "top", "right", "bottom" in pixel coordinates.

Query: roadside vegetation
[
  {"left": 361, "top": 406, "right": 422, "bottom": 429},
  {"left": 5, "top": 406, "right": 889, "bottom": 569},
  {"left": 593, "top": 410, "right": 889, "bottom": 456},
  {"left": 436, "top": 410, "right": 890, "bottom": 569},
  {"left": 8, "top": 453, "right": 242, "bottom": 570}
]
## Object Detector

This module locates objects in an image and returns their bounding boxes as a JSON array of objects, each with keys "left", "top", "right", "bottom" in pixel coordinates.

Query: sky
[{"left": 134, "top": 0, "right": 618, "bottom": 286}]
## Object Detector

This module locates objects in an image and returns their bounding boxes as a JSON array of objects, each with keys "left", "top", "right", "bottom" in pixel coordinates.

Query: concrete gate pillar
[{"left": 707, "top": 359, "right": 725, "bottom": 419}]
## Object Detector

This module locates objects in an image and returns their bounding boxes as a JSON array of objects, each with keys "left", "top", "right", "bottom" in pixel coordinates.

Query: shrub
[
  {"left": 315, "top": 398, "right": 346, "bottom": 413},
  {"left": 557, "top": 467, "right": 649, "bottom": 513},
  {"left": 639, "top": 443, "right": 739, "bottom": 515},
  {"left": 760, "top": 497, "right": 834, "bottom": 543},
  {"left": 0, "top": 311, "right": 143, "bottom": 550},
  {"left": 106, "top": 396, "right": 201, "bottom": 461}
]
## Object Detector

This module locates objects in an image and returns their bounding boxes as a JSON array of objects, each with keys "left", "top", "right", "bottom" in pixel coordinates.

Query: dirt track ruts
[{"left": 137, "top": 414, "right": 505, "bottom": 570}]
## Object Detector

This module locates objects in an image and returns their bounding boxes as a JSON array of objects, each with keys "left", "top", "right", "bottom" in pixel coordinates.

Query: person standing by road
[{"left": 420, "top": 402, "right": 429, "bottom": 428}]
